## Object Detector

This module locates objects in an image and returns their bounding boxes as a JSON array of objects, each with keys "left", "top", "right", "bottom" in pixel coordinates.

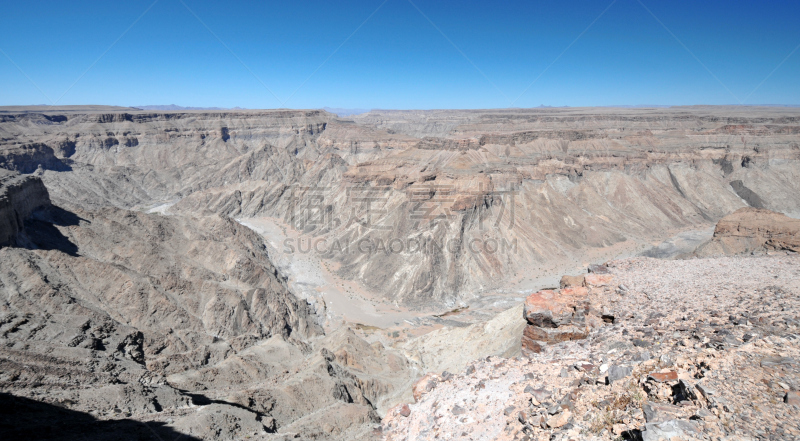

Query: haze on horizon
[{"left": 1, "top": 0, "right": 799, "bottom": 109}]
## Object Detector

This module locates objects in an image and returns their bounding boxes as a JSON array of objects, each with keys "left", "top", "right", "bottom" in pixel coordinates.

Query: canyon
[{"left": 1, "top": 105, "right": 799, "bottom": 440}]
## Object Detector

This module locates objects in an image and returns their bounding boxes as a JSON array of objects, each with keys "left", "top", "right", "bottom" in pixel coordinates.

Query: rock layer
[
  {"left": 692, "top": 207, "right": 800, "bottom": 256},
  {"left": 2, "top": 106, "right": 800, "bottom": 305},
  {"left": 521, "top": 281, "right": 607, "bottom": 355}
]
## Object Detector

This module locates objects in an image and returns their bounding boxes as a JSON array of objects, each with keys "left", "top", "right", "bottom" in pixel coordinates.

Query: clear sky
[{"left": 1, "top": 0, "right": 798, "bottom": 109}]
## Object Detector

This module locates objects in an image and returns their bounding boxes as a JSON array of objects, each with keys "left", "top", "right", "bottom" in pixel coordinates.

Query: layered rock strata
[
  {"left": 2, "top": 106, "right": 800, "bottom": 306},
  {"left": 0, "top": 169, "right": 51, "bottom": 246},
  {"left": 521, "top": 274, "right": 612, "bottom": 355},
  {"left": 692, "top": 207, "right": 800, "bottom": 256}
]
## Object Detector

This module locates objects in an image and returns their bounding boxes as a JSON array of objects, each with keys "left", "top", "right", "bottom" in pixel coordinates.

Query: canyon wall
[
  {"left": 0, "top": 169, "right": 51, "bottom": 246},
  {"left": 2, "top": 107, "right": 800, "bottom": 306},
  {"left": 1, "top": 105, "right": 800, "bottom": 439}
]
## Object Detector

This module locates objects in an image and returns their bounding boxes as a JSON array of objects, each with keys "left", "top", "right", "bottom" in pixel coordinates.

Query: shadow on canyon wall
[
  {"left": 0, "top": 392, "right": 200, "bottom": 441},
  {"left": 23, "top": 206, "right": 85, "bottom": 256}
]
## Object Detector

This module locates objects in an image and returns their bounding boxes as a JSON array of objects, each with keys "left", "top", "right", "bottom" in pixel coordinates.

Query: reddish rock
[
  {"left": 522, "top": 285, "right": 601, "bottom": 356},
  {"left": 786, "top": 391, "right": 800, "bottom": 406},
  {"left": 399, "top": 404, "right": 411, "bottom": 417},
  {"left": 560, "top": 286, "right": 590, "bottom": 298},
  {"left": 524, "top": 290, "right": 571, "bottom": 327},
  {"left": 546, "top": 410, "right": 571, "bottom": 428},
  {"left": 578, "top": 363, "right": 596, "bottom": 372},
  {"left": 521, "top": 334, "right": 546, "bottom": 355},
  {"left": 648, "top": 371, "right": 679, "bottom": 382},
  {"left": 523, "top": 287, "right": 588, "bottom": 327}
]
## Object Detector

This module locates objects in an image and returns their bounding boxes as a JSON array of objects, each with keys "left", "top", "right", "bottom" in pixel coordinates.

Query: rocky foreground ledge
[{"left": 382, "top": 254, "right": 800, "bottom": 441}]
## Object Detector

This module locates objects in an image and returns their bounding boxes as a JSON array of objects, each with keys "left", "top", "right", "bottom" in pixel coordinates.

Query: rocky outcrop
[
  {"left": 0, "top": 143, "right": 71, "bottom": 173},
  {"left": 521, "top": 274, "right": 613, "bottom": 355},
  {"left": 692, "top": 207, "right": 800, "bottom": 256},
  {"left": 0, "top": 169, "right": 51, "bottom": 246},
  {"left": 522, "top": 287, "right": 592, "bottom": 354},
  {"left": 400, "top": 304, "right": 527, "bottom": 377},
  {"left": 382, "top": 254, "right": 800, "bottom": 441}
]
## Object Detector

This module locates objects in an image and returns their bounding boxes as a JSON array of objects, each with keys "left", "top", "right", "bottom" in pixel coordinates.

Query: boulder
[
  {"left": 523, "top": 288, "right": 589, "bottom": 327},
  {"left": 641, "top": 419, "right": 699, "bottom": 441},
  {"left": 606, "top": 365, "right": 632, "bottom": 384},
  {"left": 522, "top": 286, "right": 602, "bottom": 355}
]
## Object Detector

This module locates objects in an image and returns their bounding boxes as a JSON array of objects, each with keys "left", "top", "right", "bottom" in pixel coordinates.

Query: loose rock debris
[{"left": 382, "top": 254, "right": 800, "bottom": 441}]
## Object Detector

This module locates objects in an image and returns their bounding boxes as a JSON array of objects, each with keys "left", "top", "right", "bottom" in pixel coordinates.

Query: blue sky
[{"left": 1, "top": 0, "right": 798, "bottom": 109}]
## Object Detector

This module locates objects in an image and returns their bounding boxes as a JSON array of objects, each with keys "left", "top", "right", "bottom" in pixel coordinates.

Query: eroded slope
[{"left": 2, "top": 107, "right": 800, "bottom": 307}]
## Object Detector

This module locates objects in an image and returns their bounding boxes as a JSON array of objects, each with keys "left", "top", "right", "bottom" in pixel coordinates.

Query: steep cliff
[{"left": 0, "top": 169, "right": 51, "bottom": 246}]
